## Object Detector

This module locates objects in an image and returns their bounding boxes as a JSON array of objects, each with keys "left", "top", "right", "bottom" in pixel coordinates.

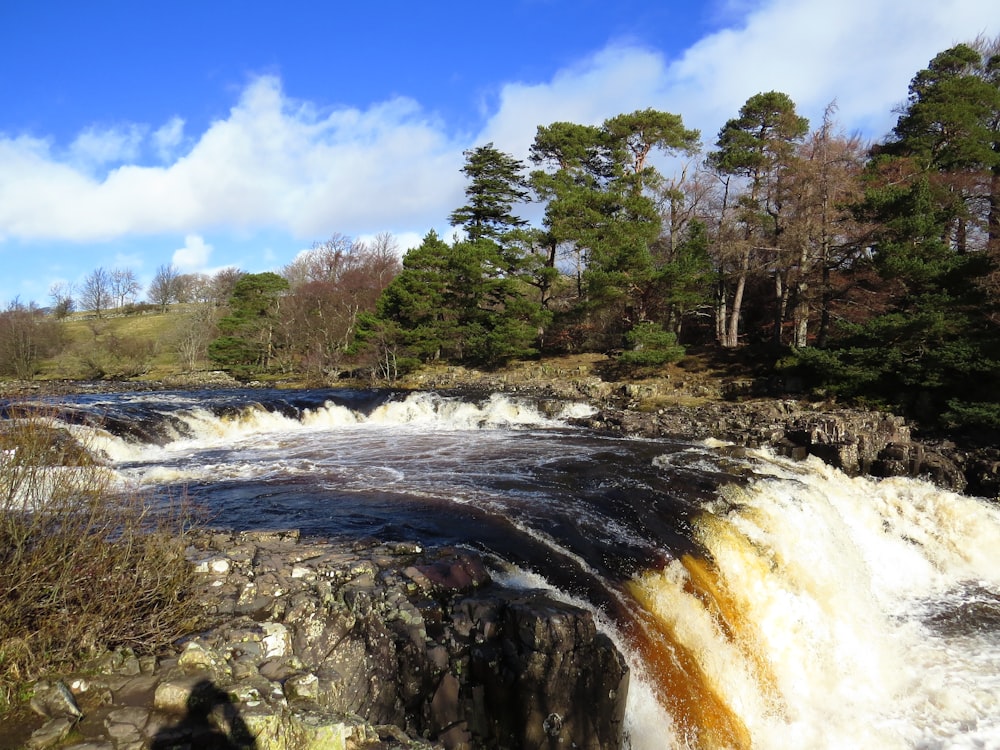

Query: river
[{"left": 33, "top": 387, "right": 1000, "bottom": 749}]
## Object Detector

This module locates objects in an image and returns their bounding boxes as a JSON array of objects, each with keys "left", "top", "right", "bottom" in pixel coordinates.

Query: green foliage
[
  {"left": 708, "top": 91, "right": 809, "bottom": 179},
  {"left": 943, "top": 400, "right": 1000, "bottom": 430},
  {"left": 618, "top": 322, "right": 685, "bottom": 367},
  {"left": 529, "top": 108, "right": 700, "bottom": 331},
  {"left": 657, "top": 219, "right": 715, "bottom": 331},
  {"left": 370, "top": 231, "right": 549, "bottom": 368},
  {"left": 208, "top": 272, "right": 290, "bottom": 376},
  {"left": 449, "top": 143, "right": 529, "bottom": 243}
]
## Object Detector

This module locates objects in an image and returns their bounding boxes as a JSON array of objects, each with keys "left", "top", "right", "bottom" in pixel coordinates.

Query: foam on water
[{"left": 629, "top": 448, "right": 1000, "bottom": 749}]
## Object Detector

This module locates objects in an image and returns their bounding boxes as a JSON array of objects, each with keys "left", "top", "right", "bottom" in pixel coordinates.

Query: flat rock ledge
[
  {"left": 577, "top": 398, "right": 1000, "bottom": 498},
  {"left": 18, "top": 530, "right": 628, "bottom": 750}
]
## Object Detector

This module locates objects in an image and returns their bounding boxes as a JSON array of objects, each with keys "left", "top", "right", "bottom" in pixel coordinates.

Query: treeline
[
  {"left": 359, "top": 37, "right": 1000, "bottom": 429},
  {"left": 2, "top": 38, "right": 998, "bottom": 430}
]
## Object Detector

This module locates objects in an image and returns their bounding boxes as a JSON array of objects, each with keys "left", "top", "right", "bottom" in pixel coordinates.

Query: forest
[{"left": 2, "top": 38, "right": 998, "bottom": 432}]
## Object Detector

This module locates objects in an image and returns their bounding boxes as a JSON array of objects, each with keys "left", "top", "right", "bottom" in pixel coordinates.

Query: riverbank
[
  {"left": 8, "top": 531, "right": 627, "bottom": 750},
  {"left": 2, "top": 358, "right": 998, "bottom": 748}
]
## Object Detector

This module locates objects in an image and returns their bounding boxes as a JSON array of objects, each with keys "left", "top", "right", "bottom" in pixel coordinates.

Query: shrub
[
  {"left": 618, "top": 322, "right": 686, "bottom": 367},
  {"left": 0, "top": 405, "right": 202, "bottom": 711}
]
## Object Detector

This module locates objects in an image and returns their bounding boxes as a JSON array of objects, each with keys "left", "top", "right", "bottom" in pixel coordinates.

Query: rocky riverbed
[
  {"left": 3, "top": 360, "right": 998, "bottom": 750},
  {"left": 10, "top": 530, "right": 627, "bottom": 750}
]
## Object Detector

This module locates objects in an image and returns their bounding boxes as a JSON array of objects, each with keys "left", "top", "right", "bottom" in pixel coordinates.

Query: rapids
[{"left": 14, "top": 387, "right": 1000, "bottom": 749}]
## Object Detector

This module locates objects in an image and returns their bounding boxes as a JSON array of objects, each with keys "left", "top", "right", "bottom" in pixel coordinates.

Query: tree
[
  {"left": 784, "top": 104, "right": 868, "bottom": 347},
  {"left": 175, "top": 273, "right": 212, "bottom": 304},
  {"left": 448, "top": 144, "right": 530, "bottom": 243},
  {"left": 656, "top": 218, "right": 715, "bottom": 338},
  {"left": 707, "top": 91, "right": 809, "bottom": 346},
  {"left": 603, "top": 108, "right": 701, "bottom": 185},
  {"left": 48, "top": 282, "right": 75, "bottom": 319},
  {"left": 373, "top": 230, "right": 547, "bottom": 366},
  {"left": 209, "top": 268, "right": 245, "bottom": 307},
  {"left": 174, "top": 304, "right": 217, "bottom": 371},
  {"left": 208, "top": 272, "right": 290, "bottom": 375},
  {"left": 791, "top": 44, "right": 1000, "bottom": 428},
  {"left": 529, "top": 110, "right": 700, "bottom": 346},
  {"left": 148, "top": 265, "right": 181, "bottom": 312},
  {"left": 376, "top": 231, "right": 458, "bottom": 361},
  {"left": 278, "top": 233, "right": 401, "bottom": 376},
  {"left": 887, "top": 41, "right": 1000, "bottom": 254},
  {"left": 0, "top": 301, "right": 62, "bottom": 379},
  {"left": 110, "top": 268, "right": 141, "bottom": 310},
  {"left": 283, "top": 233, "right": 355, "bottom": 288},
  {"left": 80, "top": 267, "right": 113, "bottom": 317}
]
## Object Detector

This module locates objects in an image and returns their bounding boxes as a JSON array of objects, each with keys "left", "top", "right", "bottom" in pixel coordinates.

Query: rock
[
  {"left": 7, "top": 533, "right": 629, "bottom": 750},
  {"left": 579, "top": 399, "right": 983, "bottom": 492},
  {"left": 29, "top": 680, "right": 82, "bottom": 720},
  {"left": 25, "top": 716, "right": 75, "bottom": 749},
  {"left": 465, "top": 592, "right": 629, "bottom": 750}
]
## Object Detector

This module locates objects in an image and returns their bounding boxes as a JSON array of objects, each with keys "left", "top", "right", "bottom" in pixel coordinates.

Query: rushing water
[{"left": 21, "top": 387, "right": 1000, "bottom": 749}]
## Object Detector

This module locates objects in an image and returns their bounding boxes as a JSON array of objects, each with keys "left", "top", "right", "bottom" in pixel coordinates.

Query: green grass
[{"left": 35, "top": 307, "right": 199, "bottom": 381}]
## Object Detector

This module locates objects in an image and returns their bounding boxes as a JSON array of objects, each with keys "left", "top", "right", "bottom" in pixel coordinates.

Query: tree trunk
[{"left": 723, "top": 252, "right": 748, "bottom": 349}]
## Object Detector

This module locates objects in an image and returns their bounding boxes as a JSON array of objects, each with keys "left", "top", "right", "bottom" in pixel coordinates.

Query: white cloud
[
  {"left": 479, "top": 0, "right": 997, "bottom": 159},
  {"left": 665, "top": 0, "right": 996, "bottom": 141},
  {"left": 0, "top": 76, "right": 466, "bottom": 243},
  {"left": 172, "top": 234, "right": 212, "bottom": 271},
  {"left": 479, "top": 45, "right": 672, "bottom": 158},
  {"left": 153, "top": 117, "right": 185, "bottom": 161},
  {"left": 0, "top": 0, "right": 994, "bottom": 248},
  {"left": 69, "top": 123, "right": 145, "bottom": 168}
]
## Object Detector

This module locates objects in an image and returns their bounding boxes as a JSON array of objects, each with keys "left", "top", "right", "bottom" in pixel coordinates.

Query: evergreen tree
[
  {"left": 373, "top": 231, "right": 548, "bottom": 367},
  {"left": 208, "top": 272, "right": 290, "bottom": 375},
  {"left": 529, "top": 110, "right": 700, "bottom": 343},
  {"left": 448, "top": 143, "right": 530, "bottom": 243},
  {"left": 707, "top": 91, "right": 809, "bottom": 346},
  {"left": 793, "top": 45, "right": 1000, "bottom": 428}
]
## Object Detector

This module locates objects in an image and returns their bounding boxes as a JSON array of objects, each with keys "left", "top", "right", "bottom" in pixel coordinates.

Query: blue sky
[{"left": 0, "top": 0, "right": 996, "bottom": 307}]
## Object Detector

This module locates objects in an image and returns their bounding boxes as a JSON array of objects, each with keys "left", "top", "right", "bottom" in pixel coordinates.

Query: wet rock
[{"left": 579, "top": 399, "right": 987, "bottom": 493}]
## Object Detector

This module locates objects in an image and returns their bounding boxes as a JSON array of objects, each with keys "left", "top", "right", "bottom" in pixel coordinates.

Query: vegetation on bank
[
  {"left": 1, "top": 38, "right": 999, "bottom": 435},
  {"left": 0, "top": 406, "right": 202, "bottom": 713}
]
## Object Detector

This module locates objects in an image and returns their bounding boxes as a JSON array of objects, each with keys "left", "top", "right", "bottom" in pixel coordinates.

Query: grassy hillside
[{"left": 34, "top": 307, "right": 200, "bottom": 381}]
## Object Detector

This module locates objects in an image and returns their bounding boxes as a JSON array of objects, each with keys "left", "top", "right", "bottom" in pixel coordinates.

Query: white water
[
  {"left": 632, "top": 448, "right": 1000, "bottom": 749},
  {"left": 35, "top": 390, "right": 1000, "bottom": 748},
  {"left": 81, "top": 391, "right": 589, "bottom": 475}
]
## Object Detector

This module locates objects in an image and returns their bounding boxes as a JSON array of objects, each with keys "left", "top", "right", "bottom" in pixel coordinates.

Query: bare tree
[
  {"left": 80, "top": 268, "right": 113, "bottom": 317},
  {"left": 209, "top": 267, "right": 244, "bottom": 306},
  {"left": 147, "top": 265, "right": 181, "bottom": 312},
  {"left": 110, "top": 268, "right": 141, "bottom": 309},
  {"left": 48, "top": 282, "right": 75, "bottom": 319},
  {"left": 174, "top": 304, "right": 218, "bottom": 371},
  {"left": 175, "top": 273, "right": 212, "bottom": 304},
  {"left": 283, "top": 233, "right": 355, "bottom": 288},
  {"left": 0, "top": 300, "right": 62, "bottom": 379}
]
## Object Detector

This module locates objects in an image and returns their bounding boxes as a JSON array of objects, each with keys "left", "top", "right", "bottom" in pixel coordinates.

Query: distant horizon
[{"left": 1, "top": 0, "right": 996, "bottom": 306}]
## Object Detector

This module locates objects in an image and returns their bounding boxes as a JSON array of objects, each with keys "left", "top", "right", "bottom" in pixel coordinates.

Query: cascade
[{"left": 7, "top": 388, "right": 1000, "bottom": 748}]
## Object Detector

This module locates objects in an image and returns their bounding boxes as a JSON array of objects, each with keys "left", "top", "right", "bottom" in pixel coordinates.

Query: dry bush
[{"left": 0, "top": 405, "right": 202, "bottom": 710}]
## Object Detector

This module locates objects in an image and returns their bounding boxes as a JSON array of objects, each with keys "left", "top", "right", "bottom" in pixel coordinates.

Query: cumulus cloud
[
  {"left": 153, "top": 117, "right": 186, "bottom": 162},
  {"left": 0, "top": 0, "right": 993, "bottom": 247},
  {"left": 481, "top": 0, "right": 996, "bottom": 158},
  {"left": 172, "top": 234, "right": 212, "bottom": 271},
  {"left": 664, "top": 0, "right": 994, "bottom": 140},
  {"left": 479, "top": 45, "right": 673, "bottom": 158},
  {"left": 0, "top": 76, "right": 466, "bottom": 243},
  {"left": 69, "top": 123, "right": 146, "bottom": 168}
]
